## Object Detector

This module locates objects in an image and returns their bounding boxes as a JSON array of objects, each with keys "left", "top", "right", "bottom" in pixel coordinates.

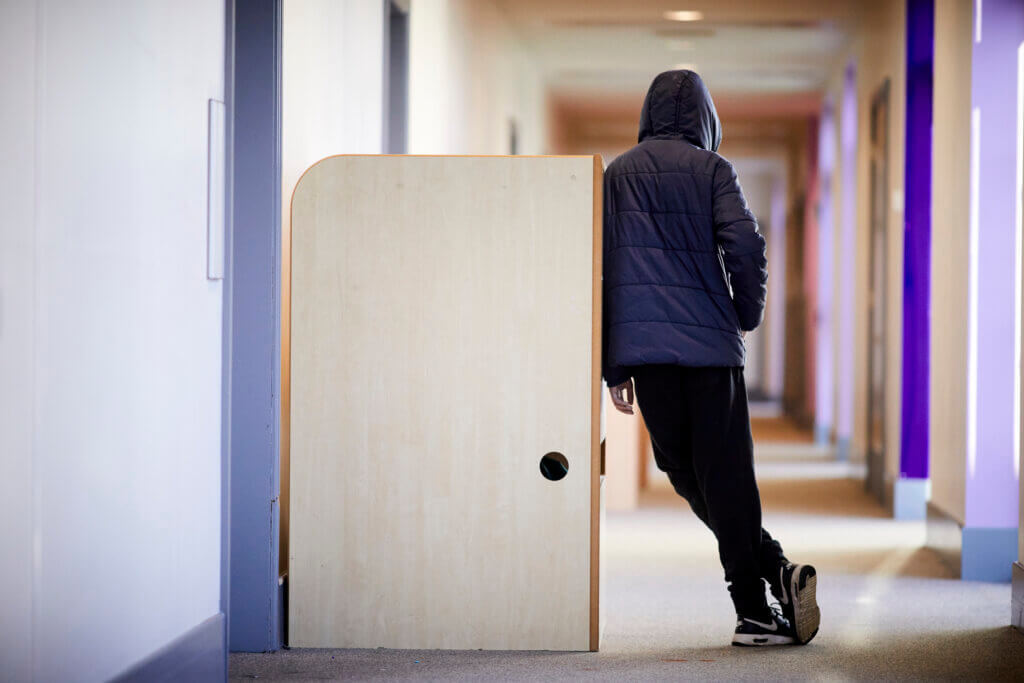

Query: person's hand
[{"left": 608, "top": 379, "right": 635, "bottom": 415}]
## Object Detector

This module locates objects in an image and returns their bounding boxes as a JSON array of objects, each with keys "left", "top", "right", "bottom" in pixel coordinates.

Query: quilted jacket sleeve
[
  {"left": 712, "top": 158, "right": 768, "bottom": 331},
  {"left": 601, "top": 169, "right": 632, "bottom": 388}
]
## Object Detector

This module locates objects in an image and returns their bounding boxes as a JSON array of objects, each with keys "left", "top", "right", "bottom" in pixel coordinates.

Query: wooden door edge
[{"left": 589, "top": 154, "right": 604, "bottom": 652}]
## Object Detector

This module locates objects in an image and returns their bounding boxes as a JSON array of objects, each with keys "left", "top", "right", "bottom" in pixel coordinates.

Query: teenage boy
[{"left": 602, "top": 69, "right": 821, "bottom": 647}]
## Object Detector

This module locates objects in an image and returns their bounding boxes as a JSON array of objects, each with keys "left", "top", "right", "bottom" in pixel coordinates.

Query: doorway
[{"left": 866, "top": 79, "right": 890, "bottom": 503}]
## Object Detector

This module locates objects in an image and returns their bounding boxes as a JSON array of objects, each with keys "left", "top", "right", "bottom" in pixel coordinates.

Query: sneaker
[
  {"left": 731, "top": 608, "right": 795, "bottom": 647},
  {"left": 772, "top": 563, "right": 820, "bottom": 644}
]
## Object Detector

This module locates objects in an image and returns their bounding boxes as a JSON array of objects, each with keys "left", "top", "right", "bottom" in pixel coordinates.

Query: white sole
[
  {"left": 732, "top": 633, "right": 795, "bottom": 646},
  {"left": 792, "top": 571, "right": 821, "bottom": 644}
]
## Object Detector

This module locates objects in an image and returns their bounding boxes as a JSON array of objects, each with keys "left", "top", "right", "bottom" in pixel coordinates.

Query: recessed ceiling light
[{"left": 664, "top": 10, "right": 703, "bottom": 22}]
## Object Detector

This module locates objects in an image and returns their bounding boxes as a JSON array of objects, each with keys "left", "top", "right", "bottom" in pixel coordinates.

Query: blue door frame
[{"left": 226, "top": 0, "right": 283, "bottom": 653}]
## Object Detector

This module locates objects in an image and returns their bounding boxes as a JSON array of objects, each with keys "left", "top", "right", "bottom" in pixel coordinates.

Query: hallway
[
  {"left": 6, "top": 1, "right": 1024, "bottom": 679},
  {"left": 230, "top": 441, "right": 1024, "bottom": 681}
]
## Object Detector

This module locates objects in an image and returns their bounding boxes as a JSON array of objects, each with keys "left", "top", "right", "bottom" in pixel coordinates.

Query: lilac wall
[
  {"left": 837, "top": 62, "right": 857, "bottom": 451},
  {"left": 900, "top": 0, "right": 933, "bottom": 480},
  {"left": 966, "top": 0, "right": 1024, "bottom": 529},
  {"left": 815, "top": 100, "right": 836, "bottom": 441}
]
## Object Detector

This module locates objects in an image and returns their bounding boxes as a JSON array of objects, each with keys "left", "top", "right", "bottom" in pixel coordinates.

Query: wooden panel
[
  {"left": 604, "top": 403, "right": 642, "bottom": 511},
  {"left": 289, "top": 155, "right": 602, "bottom": 650}
]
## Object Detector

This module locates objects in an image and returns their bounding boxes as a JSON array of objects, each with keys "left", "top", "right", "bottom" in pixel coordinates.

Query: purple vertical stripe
[{"left": 900, "top": 0, "right": 934, "bottom": 479}]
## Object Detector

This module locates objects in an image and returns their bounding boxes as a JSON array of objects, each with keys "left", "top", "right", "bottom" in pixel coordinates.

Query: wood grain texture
[{"left": 289, "top": 155, "right": 602, "bottom": 650}]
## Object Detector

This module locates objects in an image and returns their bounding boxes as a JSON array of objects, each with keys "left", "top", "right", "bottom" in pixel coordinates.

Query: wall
[
  {"left": 0, "top": 3, "right": 37, "bottom": 679},
  {"left": 848, "top": 0, "right": 907, "bottom": 483},
  {"left": 815, "top": 100, "right": 837, "bottom": 439},
  {"left": 966, "top": 0, "right": 1023, "bottom": 535},
  {"left": 731, "top": 160, "right": 786, "bottom": 397},
  {"left": 0, "top": 0, "right": 226, "bottom": 679},
  {"left": 280, "top": 0, "right": 386, "bottom": 579},
  {"left": 930, "top": 0, "right": 1024, "bottom": 581},
  {"left": 929, "top": 0, "right": 975, "bottom": 526},
  {"left": 898, "top": 0, "right": 935, "bottom": 488},
  {"left": 820, "top": 55, "right": 859, "bottom": 459},
  {"left": 408, "top": 0, "right": 547, "bottom": 154}
]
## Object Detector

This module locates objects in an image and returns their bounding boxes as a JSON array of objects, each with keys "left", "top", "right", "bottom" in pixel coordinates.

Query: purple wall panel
[{"left": 900, "top": 0, "right": 934, "bottom": 480}]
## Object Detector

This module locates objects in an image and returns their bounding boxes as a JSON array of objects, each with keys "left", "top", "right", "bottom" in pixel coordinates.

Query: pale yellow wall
[
  {"left": 845, "top": 0, "right": 907, "bottom": 480},
  {"left": 929, "top": 0, "right": 974, "bottom": 525},
  {"left": 408, "top": 0, "right": 547, "bottom": 154}
]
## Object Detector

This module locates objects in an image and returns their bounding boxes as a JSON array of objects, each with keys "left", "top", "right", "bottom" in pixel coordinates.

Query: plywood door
[{"left": 289, "top": 155, "right": 602, "bottom": 650}]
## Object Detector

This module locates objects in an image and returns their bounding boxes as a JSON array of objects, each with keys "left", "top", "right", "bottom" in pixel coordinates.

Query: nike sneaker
[
  {"left": 771, "top": 562, "right": 820, "bottom": 644},
  {"left": 731, "top": 607, "right": 795, "bottom": 646}
]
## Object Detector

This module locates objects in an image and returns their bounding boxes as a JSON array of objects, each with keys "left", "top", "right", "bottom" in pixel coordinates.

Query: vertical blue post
[
  {"left": 229, "top": 0, "right": 283, "bottom": 651},
  {"left": 896, "top": 0, "right": 934, "bottom": 519}
]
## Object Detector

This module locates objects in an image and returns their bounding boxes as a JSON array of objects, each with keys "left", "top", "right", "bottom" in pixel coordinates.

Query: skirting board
[
  {"left": 1013, "top": 562, "right": 1024, "bottom": 630},
  {"left": 813, "top": 422, "right": 830, "bottom": 446},
  {"left": 112, "top": 613, "right": 225, "bottom": 683},
  {"left": 892, "top": 477, "right": 928, "bottom": 520},
  {"left": 927, "top": 503, "right": 1017, "bottom": 582},
  {"left": 962, "top": 527, "right": 1017, "bottom": 583},
  {"left": 835, "top": 436, "right": 851, "bottom": 462}
]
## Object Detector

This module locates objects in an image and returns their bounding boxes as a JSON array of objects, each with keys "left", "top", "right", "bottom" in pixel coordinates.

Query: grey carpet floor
[{"left": 231, "top": 456, "right": 1024, "bottom": 681}]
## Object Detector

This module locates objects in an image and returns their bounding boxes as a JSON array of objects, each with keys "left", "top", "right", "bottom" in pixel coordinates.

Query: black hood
[{"left": 637, "top": 70, "right": 722, "bottom": 152}]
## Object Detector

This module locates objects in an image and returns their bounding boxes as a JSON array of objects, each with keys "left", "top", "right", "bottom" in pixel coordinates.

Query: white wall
[
  {"left": 0, "top": 2, "right": 38, "bottom": 680},
  {"left": 0, "top": 1, "right": 226, "bottom": 680},
  {"left": 282, "top": 0, "right": 385, "bottom": 198},
  {"left": 929, "top": 0, "right": 973, "bottom": 525},
  {"left": 731, "top": 161, "right": 785, "bottom": 397},
  {"left": 408, "top": 0, "right": 547, "bottom": 155}
]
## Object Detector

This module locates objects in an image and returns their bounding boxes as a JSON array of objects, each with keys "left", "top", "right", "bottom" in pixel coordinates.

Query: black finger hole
[{"left": 539, "top": 452, "right": 569, "bottom": 481}]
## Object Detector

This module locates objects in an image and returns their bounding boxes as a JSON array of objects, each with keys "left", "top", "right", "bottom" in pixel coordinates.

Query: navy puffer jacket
[{"left": 602, "top": 70, "right": 767, "bottom": 387}]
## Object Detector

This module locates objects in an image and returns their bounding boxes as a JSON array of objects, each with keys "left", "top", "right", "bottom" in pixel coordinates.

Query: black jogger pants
[{"left": 632, "top": 364, "right": 787, "bottom": 615}]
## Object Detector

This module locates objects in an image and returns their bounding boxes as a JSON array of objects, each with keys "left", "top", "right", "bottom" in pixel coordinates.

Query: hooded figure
[
  {"left": 601, "top": 72, "right": 819, "bottom": 648},
  {"left": 601, "top": 69, "right": 768, "bottom": 387}
]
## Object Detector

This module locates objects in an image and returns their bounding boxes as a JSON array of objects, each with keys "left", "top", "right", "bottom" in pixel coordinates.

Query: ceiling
[{"left": 493, "top": 0, "right": 862, "bottom": 100}]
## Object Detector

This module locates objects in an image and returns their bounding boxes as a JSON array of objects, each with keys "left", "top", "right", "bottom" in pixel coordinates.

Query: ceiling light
[
  {"left": 664, "top": 10, "right": 703, "bottom": 22},
  {"left": 673, "top": 63, "right": 698, "bottom": 71}
]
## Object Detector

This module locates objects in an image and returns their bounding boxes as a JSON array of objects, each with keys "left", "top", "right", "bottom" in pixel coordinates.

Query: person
[{"left": 601, "top": 69, "right": 820, "bottom": 647}]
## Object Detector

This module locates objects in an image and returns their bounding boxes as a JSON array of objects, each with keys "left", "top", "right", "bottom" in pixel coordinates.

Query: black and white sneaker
[
  {"left": 731, "top": 608, "right": 795, "bottom": 647},
  {"left": 773, "top": 563, "right": 820, "bottom": 644}
]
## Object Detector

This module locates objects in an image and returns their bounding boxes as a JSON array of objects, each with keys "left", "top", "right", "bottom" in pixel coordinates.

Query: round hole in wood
[{"left": 539, "top": 452, "right": 569, "bottom": 481}]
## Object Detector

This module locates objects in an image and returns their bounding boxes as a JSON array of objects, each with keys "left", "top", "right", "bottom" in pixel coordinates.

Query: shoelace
[{"left": 768, "top": 600, "right": 791, "bottom": 629}]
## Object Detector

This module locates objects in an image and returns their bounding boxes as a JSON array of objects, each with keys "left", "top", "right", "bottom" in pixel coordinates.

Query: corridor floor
[{"left": 230, "top": 447, "right": 1024, "bottom": 681}]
